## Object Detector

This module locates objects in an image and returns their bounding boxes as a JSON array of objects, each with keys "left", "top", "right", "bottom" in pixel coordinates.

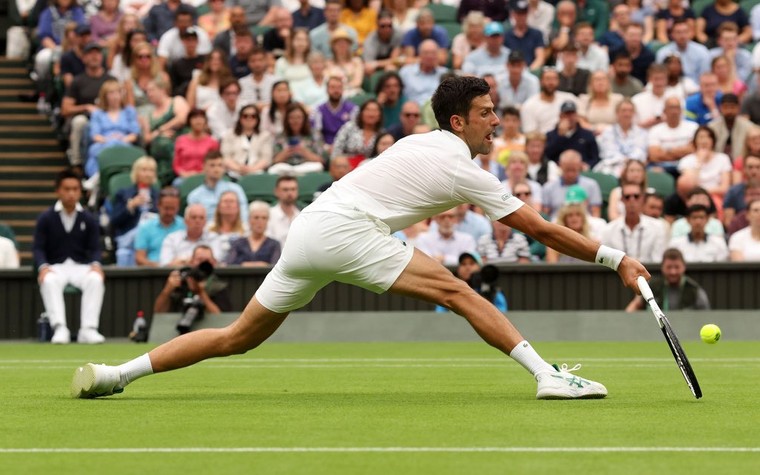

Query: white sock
[
  {"left": 509, "top": 341, "right": 555, "bottom": 376},
  {"left": 117, "top": 353, "right": 153, "bottom": 388}
]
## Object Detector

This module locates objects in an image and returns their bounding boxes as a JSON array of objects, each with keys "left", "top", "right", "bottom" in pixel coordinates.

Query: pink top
[{"left": 173, "top": 134, "right": 219, "bottom": 176}]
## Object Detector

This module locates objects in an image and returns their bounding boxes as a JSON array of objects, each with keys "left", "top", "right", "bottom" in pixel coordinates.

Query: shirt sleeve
[
  {"left": 451, "top": 163, "right": 524, "bottom": 222},
  {"left": 695, "top": 288, "right": 711, "bottom": 310}
]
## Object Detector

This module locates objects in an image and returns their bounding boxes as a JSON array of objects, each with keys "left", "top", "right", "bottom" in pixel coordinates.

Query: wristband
[{"left": 595, "top": 245, "right": 625, "bottom": 271}]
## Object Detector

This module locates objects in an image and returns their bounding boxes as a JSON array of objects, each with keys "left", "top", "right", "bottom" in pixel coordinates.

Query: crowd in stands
[{"left": 3, "top": 0, "right": 760, "bottom": 274}]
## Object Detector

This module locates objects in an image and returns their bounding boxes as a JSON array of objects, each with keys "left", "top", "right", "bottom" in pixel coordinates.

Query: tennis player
[{"left": 72, "top": 76, "right": 650, "bottom": 400}]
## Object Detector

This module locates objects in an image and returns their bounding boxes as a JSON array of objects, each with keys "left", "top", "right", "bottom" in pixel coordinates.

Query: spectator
[
  {"left": 270, "top": 103, "right": 326, "bottom": 176},
  {"left": 729, "top": 199, "right": 760, "bottom": 260},
  {"left": 595, "top": 100, "right": 648, "bottom": 177},
  {"left": 326, "top": 28, "right": 364, "bottom": 97},
  {"left": 293, "top": 0, "right": 325, "bottom": 31},
  {"left": 187, "top": 49, "right": 234, "bottom": 111},
  {"left": 613, "top": 23, "right": 654, "bottom": 84},
  {"left": 141, "top": 77, "right": 191, "bottom": 184},
  {"left": 685, "top": 72, "right": 723, "bottom": 126},
  {"left": 727, "top": 184, "right": 760, "bottom": 235},
  {"left": 375, "top": 71, "right": 406, "bottom": 128},
  {"left": 144, "top": 0, "right": 188, "bottom": 43},
  {"left": 368, "top": 132, "right": 396, "bottom": 159},
  {"left": 655, "top": 19, "right": 710, "bottom": 84},
  {"left": 526, "top": 0, "right": 555, "bottom": 42},
  {"left": 481, "top": 74, "right": 502, "bottom": 119},
  {"left": 578, "top": 0, "right": 611, "bottom": 39},
  {"left": 542, "top": 150, "right": 602, "bottom": 218},
  {"left": 293, "top": 51, "right": 330, "bottom": 109},
  {"left": 548, "top": 0, "right": 576, "bottom": 60},
  {"left": 312, "top": 76, "right": 358, "bottom": 150},
  {"left": 0, "top": 235, "right": 19, "bottom": 269},
  {"left": 160, "top": 203, "right": 221, "bottom": 266},
  {"left": 625, "top": 248, "right": 711, "bottom": 311},
  {"left": 425, "top": 203, "right": 492, "bottom": 245},
  {"left": 207, "top": 190, "right": 247, "bottom": 262},
  {"left": 226, "top": 201, "right": 282, "bottom": 266},
  {"left": 462, "top": 22, "right": 510, "bottom": 79},
  {"left": 34, "top": 0, "right": 86, "bottom": 84},
  {"left": 664, "top": 173, "right": 700, "bottom": 223},
  {"left": 173, "top": 111, "right": 220, "bottom": 185},
  {"left": 387, "top": 101, "right": 421, "bottom": 141},
  {"left": 33, "top": 169, "right": 105, "bottom": 344},
  {"left": 557, "top": 44, "right": 590, "bottom": 97},
  {"left": 228, "top": 29, "right": 255, "bottom": 79},
  {"left": 709, "top": 22, "right": 752, "bottom": 86},
  {"left": 434, "top": 251, "right": 507, "bottom": 313},
  {"left": 228, "top": 0, "right": 282, "bottom": 27},
  {"left": 154, "top": 244, "right": 232, "bottom": 317},
  {"left": 125, "top": 42, "right": 173, "bottom": 118},
  {"left": 741, "top": 73, "right": 760, "bottom": 124},
  {"left": 712, "top": 55, "right": 747, "bottom": 100},
  {"left": 477, "top": 220, "right": 532, "bottom": 264},
  {"left": 111, "top": 157, "right": 160, "bottom": 266},
  {"left": 198, "top": 0, "right": 230, "bottom": 40},
  {"left": 598, "top": 3, "right": 630, "bottom": 53},
  {"left": 331, "top": 99, "right": 383, "bottom": 161},
  {"left": 157, "top": 8, "right": 212, "bottom": 68},
  {"left": 502, "top": 151, "right": 542, "bottom": 211},
  {"left": 655, "top": 0, "right": 696, "bottom": 45},
  {"left": 260, "top": 80, "right": 293, "bottom": 137},
  {"left": 631, "top": 64, "right": 671, "bottom": 129},
  {"left": 662, "top": 54, "right": 699, "bottom": 100},
  {"left": 602, "top": 182, "right": 668, "bottom": 262},
  {"left": 340, "top": 0, "right": 376, "bottom": 47},
  {"left": 545, "top": 101, "right": 600, "bottom": 169},
  {"left": 670, "top": 187, "right": 725, "bottom": 239},
  {"left": 107, "top": 24, "right": 146, "bottom": 83},
  {"left": 416, "top": 209, "right": 477, "bottom": 267},
  {"left": 315, "top": 155, "right": 352, "bottom": 199},
  {"left": 545, "top": 202, "right": 596, "bottom": 263},
  {"left": 310, "top": 0, "right": 359, "bottom": 59},
  {"left": 167, "top": 28, "right": 206, "bottom": 97},
  {"left": 521, "top": 68, "right": 577, "bottom": 134},
  {"left": 724, "top": 155, "right": 760, "bottom": 227},
  {"left": 499, "top": 50, "right": 540, "bottom": 110},
  {"left": 647, "top": 97, "right": 698, "bottom": 175},
  {"left": 564, "top": 184, "right": 607, "bottom": 239},
  {"left": 556, "top": 22, "right": 606, "bottom": 73},
  {"left": 207, "top": 79, "right": 241, "bottom": 140},
  {"left": 362, "top": 9, "right": 403, "bottom": 76},
  {"left": 450, "top": 11, "right": 486, "bottom": 71},
  {"left": 578, "top": 71, "right": 624, "bottom": 136},
  {"left": 709, "top": 93, "right": 753, "bottom": 161},
  {"left": 275, "top": 28, "right": 312, "bottom": 85},
  {"left": 524, "top": 131, "right": 559, "bottom": 185},
  {"left": 607, "top": 159, "right": 648, "bottom": 221},
  {"left": 643, "top": 192, "right": 667, "bottom": 225},
  {"left": 266, "top": 176, "right": 300, "bottom": 246},
  {"left": 85, "top": 79, "right": 140, "bottom": 179},
  {"left": 212, "top": 7, "right": 247, "bottom": 59},
  {"left": 503, "top": 1, "right": 544, "bottom": 70},
  {"left": 59, "top": 24, "right": 91, "bottom": 89},
  {"left": 90, "top": 0, "right": 122, "bottom": 45},
  {"left": 186, "top": 152, "right": 246, "bottom": 222},
  {"left": 239, "top": 47, "right": 277, "bottom": 109},
  {"left": 458, "top": 0, "right": 508, "bottom": 23},
  {"left": 492, "top": 106, "right": 526, "bottom": 166},
  {"left": 400, "top": 8, "right": 450, "bottom": 65},
  {"left": 221, "top": 104, "right": 273, "bottom": 179},
  {"left": 610, "top": 51, "right": 644, "bottom": 99},
  {"left": 135, "top": 187, "right": 185, "bottom": 267},
  {"left": 696, "top": 0, "right": 751, "bottom": 47},
  {"left": 668, "top": 204, "right": 729, "bottom": 262},
  {"left": 678, "top": 126, "right": 732, "bottom": 205},
  {"left": 61, "top": 43, "right": 114, "bottom": 168}
]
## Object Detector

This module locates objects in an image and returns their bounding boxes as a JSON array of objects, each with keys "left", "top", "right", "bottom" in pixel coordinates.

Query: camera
[
  {"left": 467, "top": 264, "right": 500, "bottom": 304},
  {"left": 175, "top": 261, "right": 214, "bottom": 334}
]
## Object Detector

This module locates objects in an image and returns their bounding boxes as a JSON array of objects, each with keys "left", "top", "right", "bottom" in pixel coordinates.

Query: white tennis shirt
[{"left": 308, "top": 130, "right": 525, "bottom": 233}]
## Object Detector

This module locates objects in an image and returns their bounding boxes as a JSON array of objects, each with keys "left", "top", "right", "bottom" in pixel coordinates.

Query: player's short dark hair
[
  {"left": 54, "top": 168, "right": 82, "bottom": 190},
  {"left": 502, "top": 106, "right": 520, "bottom": 119},
  {"left": 686, "top": 204, "right": 710, "bottom": 217},
  {"left": 432, "top": 76, "right": 491, "bottom": 133},
  {"left": 662, "top": 248, "right": 685, "bottom": 263}
]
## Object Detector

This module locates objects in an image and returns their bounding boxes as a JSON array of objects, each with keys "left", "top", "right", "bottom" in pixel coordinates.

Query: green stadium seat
[
  {"left": 581, "top": 171, "right": 618, "bottom": 203},
  {"left": 297, "top": 172, "right": 332, "bottom": 204},
  {"left": 250, "top": 25, "right": 273, "bottom": 44},
  {"left": 195, "top": 2, "right": 210, "bottom": 15},
  {"left": 97, "top": 146, "right": 146, "bottom": 198},
  {"left": 439, "top": 22, "right": 462, "bottom": 42},
  {"left": 349, "top": 91, "right": 376, "bottom": 106},
  {"left": 363, "top": 70, "right": 386, "bottom": 94},
  {"left": 108, "top": 171, "right": 134, "bottom": 199},
  {"left": 646, "top": 171, "right": 675, "bottom": 198},
  {"left": 238, "top": 173, "right": 280, "bottom": 204},
  {"left": 740, "top": 0, "right": 760, "bottom": 15},
  {"left": 428, "top": 3, "right": 457, "bottom": 23},
  {"left": 178, "top": 173, "right": 207, "bottom": 211},
  {"left": 691, "top": 0, "right": 712, "bottom": 16}
]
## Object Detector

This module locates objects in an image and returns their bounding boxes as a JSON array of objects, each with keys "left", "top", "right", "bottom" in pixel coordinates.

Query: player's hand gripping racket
[{"left": 637, "top": 276, "right": 702, "bottom": 399}]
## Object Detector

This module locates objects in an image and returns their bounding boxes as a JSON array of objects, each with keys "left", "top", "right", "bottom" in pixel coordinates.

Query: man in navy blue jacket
[
  {"left": 544, "top": 101, "right": 600, "bottom": 170},
  {"left": 34, "top": 169, "right": 105, "bottom": 344}
]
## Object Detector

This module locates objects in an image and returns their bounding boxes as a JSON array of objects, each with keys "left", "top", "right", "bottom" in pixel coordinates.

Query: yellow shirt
[{"left": 339, "top": 8, "right": 377, "bottom": 46}]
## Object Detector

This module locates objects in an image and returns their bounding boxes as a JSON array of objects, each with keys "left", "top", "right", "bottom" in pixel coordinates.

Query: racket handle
[{"left": 637, "top": 276, "right": 654, "bottom": 302}]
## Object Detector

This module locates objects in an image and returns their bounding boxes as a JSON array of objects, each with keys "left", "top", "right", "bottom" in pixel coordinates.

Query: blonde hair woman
[
  {"left": 451, "top": 11, "right": 486, "bottom": 71},
  {"left": 124, "top": 42, "right": 171, "bottom": 116},
  {"left": 577, "top": 71, "right": 624, "bottom": 135},
  {"left": 208, "top": 190, "right": 247, "bottom": 262},
  {"left": 546, "top": 203, "right": 596, "bottom": 263},
  {"left": 111, "top": 156, "right": 159, "bottom": 266}
]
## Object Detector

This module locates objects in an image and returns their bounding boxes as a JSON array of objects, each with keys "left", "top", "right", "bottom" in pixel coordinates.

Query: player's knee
[
  {"left": 437, "top": 278, "right": 474, "bottom": 311},
  {"left": 218, "top": 327, "right": 259, "bottom": 356}
]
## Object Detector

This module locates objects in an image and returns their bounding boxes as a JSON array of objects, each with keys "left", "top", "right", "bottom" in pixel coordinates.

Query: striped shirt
[{"left": 477, "top": 233, "right": 533, "bottom": 264}]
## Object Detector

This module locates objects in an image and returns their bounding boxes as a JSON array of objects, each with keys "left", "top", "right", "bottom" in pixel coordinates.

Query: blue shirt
[
  {"left": 401, "top": 26, "right": 450, "bottom": 53},
  {"left": 503, "top": 27, "right": 544, "bottom": 66},
  {"left": 134, "top": 216, "right": 185, "bottom": 263},
  {"left": 187, "top": 180, "right": 249, "bottom": 223},
  {"left": 655, "top": 42, "right": 711, "bottom": 83},
  {"left": 461, "top": 46, "right": 510, "bottom": 78},
  {"left": 292, "top": 6, "right": 325, "bottom": 30},
  {"left": 398, "top": 64, "right": 449, "bottom": 104},
  {"left": 709, "top": 47, "right": 752, "bottom": 81},
  {"left": 685, "top": 92, "right": 723, "bottom": 125}
]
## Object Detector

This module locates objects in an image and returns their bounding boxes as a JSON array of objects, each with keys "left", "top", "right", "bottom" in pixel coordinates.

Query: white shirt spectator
[
  {"left": 601, "top": 215, "right": 668, "bottom": 263},
  {"left": 520, "top": 91, "right": 578, "bottom": 134},
  {"left": 728, "top": 227, "right": 760, "bottom": 261},
  {"left": 239, "top": 72, "right": 276, "bottom": 107},
  {"left": 415, "top": 230, "right": 477, "bottom": 267},
  {"left": 632, "top": 89, "right": 673, "bottom": 126},
  {"left": 157, "top": 27, "right": 213, "bottom": 62},
  {"left": 648, "top": 120, "right": 698, "bottom": 155},
  {"left": 557, "top": 44, "right": 608, "bottom": 73},
  {"left": 677, "top": 152, "right": 732, "bottom": 191},
  {"left": 595, "top": 124, "right": 649, "bottom": 177},
  {"left": 267, "top": 203, "right": 300, "bottom": 246},
  {"left": 527, "top": 1, "right": 555, "bottom": 42},
  {"left": 668, "top": 234, "right": 729, "bottom": 262},
  {"left": 0, "top": 236, "right": 19, "bottom": 269},
  {"left": 206, "top": 101, "right": 240, "bottom": 139},
  {"left": 159, "top": 230, "right": 221, "bottom": 266}
]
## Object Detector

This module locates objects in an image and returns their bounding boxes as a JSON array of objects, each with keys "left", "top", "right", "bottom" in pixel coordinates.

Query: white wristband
[{"left": 595, "top": 245, "right": 626, "bottom": 271}]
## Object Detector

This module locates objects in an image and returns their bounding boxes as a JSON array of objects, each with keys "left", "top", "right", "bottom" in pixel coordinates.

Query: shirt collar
[
  {"left": 439, "top": 130, "right": 473, "bottom": 160},
  {"left": 54, "top": 200, "right": 83, "bottom": 214}
]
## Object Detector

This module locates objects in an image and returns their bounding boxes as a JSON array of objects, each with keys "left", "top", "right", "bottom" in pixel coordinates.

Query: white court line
[
  {"left": 2, "top": 357, "right": 760, "bottom": 364},
  {"left": 1, "top": 447, "right": 759, "bottom": 454}
]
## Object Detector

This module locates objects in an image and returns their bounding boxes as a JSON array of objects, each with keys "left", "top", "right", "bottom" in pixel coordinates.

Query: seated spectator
[
  {"left": 85, "top": 80, "right": 141, "bottom": 178},
  {"left": 696, "top": 0, "right": 751, "bottom": 48},
  {"left": 542, "top": 150, "right": 603, "bottom": 218},
  {"left": 557, "top": 44, "right": 590, "bottom": 97},
  {"left": 504, "top": 1, "right": 545, "bottom": 70},
  {"left": 363, "top": 9, "right": 404, "bottom": 75},
  {"left": 678, "top": 126, "right": 732, "bottom": 206},
  {"left": 685, "top": 72, "right": 723, "bottom": 126},
  {"left": 61, "top": 43, "right": 114, "bottom": 168},
  {"left": 90, "top": 0, "right": 122, "bottom": 45},
  {"left": 293, "top": 0, "right": 325, "bottom": 31},
  {"left": 578, "top": 71, "right": 624, "bottom": 136},
  {"left": 710, "top": 22, "right": 752, "bottom": 86},
  {"left": 160, "top": 203, "right": 221, "bottom": 266},
  {"left": 221, "top": 104, "right": 273, "bottom": 179},
  {"left": 502, "top": 152, "right": 542, "bottom": 211},
  {"left": 724, "top": 155, "right": 760, "bottom": 226},
  {"left": 655, "top": 19, "right": 710, "bottom": 84},
  {"left": 226, "top": 201, "right": 282, "bottom": 266},
  {"left": 612, "top": 23, "right": 654, "bottom": 85},
  {"left": 712, "top": 55, "right": 747, "bottom": 100},
  {"left": 0, "top": 235, "right": 19, "bottom": 269},
  {"left": 326, "top": 28, "right": 364, "bottom": 98},
  {"left": 207, "top": 79, "right": 241, "bottom": 140},
  {"left": 312, "top": 76, "right": 358, "bottom": 151},
  {"left": 59, "top": 24, "right": 91, "bottom": 89},
  {"left": 491, "top": 107, "right": 526, "bottom": 167},
  {"left": 109, "top": 28, "right": 148, "bottom": 84},
  {"left": 331, "top": 99, "right": 383, "bottom": 162},
  {"left": 607, "top": 159, "right": 648, "bottom": 222},
  {"left": 388, "top": 0, "right": 421, "bottom": 33},
  {"left": 198, "top": 0, "right": 230, "bottom": 40},
  {"left": 34, "top": 0, "right": 86, "bottom": 84},
  {"left": 670, "top": 187, "right": 726, "bottom": 239},
  {"left": 33, "top": 169, "right": 105, "bottom": 344},
  {"left": 625, "top": 248, "right": 711, "bottom": 311},
  {"left": 387, "top": 101, "right": 421, "bottom": 141},
  {"left": 172, "top": 109, "right": 219, "bottom": 185},
  {"left": 275, "top": 28, "right": 312, "bottom": 85},
  {"left": 729, "top": 198, "right": 760, "bottom": 261},
  {"left": 144, "top": 0, "right": 189, "bottom": 43},
  {"left": 141, "top": 77, "right": 190, "bottom": 184},
  {"left": 594, "top": 100, "right": 648, "bottom": 177},
  {"left": 310, "top": 0, "right": 359, "bottom": 60},
  {"left": 135, "top": 187, "right": 185, "bottom": 267},
  {"left": 187, "top": 49, "right": 233, "bottom": 111},
  {"left": 111, "top": 157, "right": 160, "bottom": 266},
  {"left": 187, "top": 151, "right": 248, "bottom": 224},
  {"left": 239, "top": 47, "right": 277, "bottom": 109},
  {"left": 341, "top": 0, "right": 377, "bottom": 47},
  {"left": 643, "top": 192, "right": 669, "bottom": 236},
  {"left": 477, "top": 220, "right": 532, "bottom": 264},
  {"left": 375, "top": 71, "right": 406, "bottom": 128},
  {"left": 741, "top": 73, "right": 760, "bottom": 124},
  {"left": 293, "top": 52, "right": 330, "bottom": 109},
  {"left": 230, "top": 0, "right": 281, "bottom": 27},
  {"left": 314, "top": 156, "right": 351, "bottom": 199},
  {"left": 598, "top": 2, "right": 629, "bottom": 53},
  {"left": 655, "top": 0, "right": 696, "bottom": 45},
  {"left": 270, "top": 103, "right": 326, "bottom": 176},
  {"left": 727, "top": 184, "right": 760, "bottom": 235},
  {"left": 668, "top": 204, "right": 729, "bottom": 263},
  {"left": 610, "top": 51, "right": 644, "bottom": 99},
  {"left": 124, "top": 42, "right": 172, "bottom": 117},
  {"left": 647, "top": 97, "right": 698, "bottom": 176},
  {"left": 227, "top": 29, "right": 254, "bottom": 79},
  {"left": 450, "top": 11, "right": 486, "bottom": 71},
  {"left": 167, "top": 29, "right": 207, "bottom": 97},
  {"left": 545, "top": 101, "right": 600, "bottom": 170},
  {"left": 260, "top": 80, "right": 294, "bottom": 137},
  {"left": 156, "top": 7, "right": 212, "bottom": 68},
  {"left": 547, "top": 0, "right": 576, "bottom": 62},
  {"left": 709, "top": 93, "right": 754, "bottom": 163},
  {"left": 416, "top": 209, "right": 477, "bottom": 267},
  {"left": 602, "top": 182, "right": 668, "bottom": 262},
  {"left": 546, "top": 202, "right": 597, "bottom": 263},
  {"left": 261, "top": 8, "right": 292, "bottom": 58},
  {"left": 368, "top": 133, "right": 395, "bottom": 160},
  {"left": 521, "top": 68, "right": 577, "bottom": 134},
  {"left": 461, "top": 22, "right": 510, "bottom": 79},
  {"left": 429, "top": 203, "right": 493, "bottom": 245},
  {"left": 400, "top": 8, "right": 450, "bottom": 65},
  {"left": 556, "top": 22, "right": 606, "bottom": 73},
  {"left": 267, "top": 176, "right": 300, "bottom": 246},
  {"left": 631, "top": 64, "right": 671, "bottom": 129},
  {"left": 523, "top": 132, "right": 559, "bottom": 185},
  {"left": 664, "top": 173, "right": 700, "bottom": 223},
  {"left": 499, "top": 50, "right": 540, "bottom": 110},
  {"left": 662, "top": 54, "right": 699, "bottom": 100},
  {"left": 731, "top": 128, "right": 760, "bottom": 184},
  {"left": 526, "top": 0, "right": 555, "bottom": 41},
  {"left": 207, "top": 190, "right": 247, "bottom": 262}
]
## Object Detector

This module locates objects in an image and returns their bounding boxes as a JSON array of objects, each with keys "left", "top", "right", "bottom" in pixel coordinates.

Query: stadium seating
[
  {"left": 96, "top": 146, "right": 146, "bottom": 199},
  {"left": 581, "top": 171, "right": 618, "bottom": 203},
  {"left": 349, "top": 91, "right": 376, "bottom": 106},
  {"left": 691, "top": 0, "right": 713, "bottom": 16},
  {"left": 178, "top": 173, "right": 232, "bottom": 211},
  {"left": 646, "top": 171, "right": 675, "bottom": 198},
  {"left": 297, "top": 172, "right": 332, "bottom": 204},
  {"left": 428, "top": 4, "right": 457, "bottom": 23},
  {"left": 238, "top": 174, "right": 280, "bottom": 204},
  {"left": 740, "top": 0, "right": 760, "bottom": 15}
]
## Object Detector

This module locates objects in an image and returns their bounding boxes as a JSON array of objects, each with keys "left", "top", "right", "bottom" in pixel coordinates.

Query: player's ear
[{"left": 450, "top": 114, "right": 464, "bottom": 132}]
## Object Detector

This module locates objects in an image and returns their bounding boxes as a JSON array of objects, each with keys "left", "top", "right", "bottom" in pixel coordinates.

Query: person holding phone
[{"left": 269, "top": 103, "right": 326, "bottom": 176}]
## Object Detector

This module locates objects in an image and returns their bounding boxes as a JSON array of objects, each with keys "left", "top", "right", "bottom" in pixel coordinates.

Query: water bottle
[
  {"left": 38, "top": 313, "right": 52, "bottom": 342},
  {"left": 138, "top": 187, "right": 152, "bottom": 212},
  {"left": 129, "top": 310, "right": 148, "bottom": 342}
]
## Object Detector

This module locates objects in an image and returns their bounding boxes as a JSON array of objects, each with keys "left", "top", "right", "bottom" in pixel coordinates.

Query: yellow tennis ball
[{"left": 700, "top": 324, "right": 721, "bottom": 344}]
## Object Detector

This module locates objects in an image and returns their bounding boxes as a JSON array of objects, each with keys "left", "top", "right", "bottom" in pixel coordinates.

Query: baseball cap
[
  {"left": 512, "top": 0, "right": 529, "bottom": 13},
  {"left": 75, "top": 24, "right": 91, "bottom": 36},
  {"left": 507, "top": 50, "right": 525, "bottom": 63},
  {"left": 560, "top": 100, "right": 577, "bottom": 114},
  {"left": 459, "top": 251, "right": 483, "bottom": 267},
  {"left": 82, "top": 42, "right": 102, "bottom": 53},
  {"left": 565, "top": 185, "right": 588, "bottom": 204},
  {"left": 484, "top": 22, "right": 505, "bottom": 36},
  {"left": 180, "top": 26, "right": 199, "bottom": 39}
]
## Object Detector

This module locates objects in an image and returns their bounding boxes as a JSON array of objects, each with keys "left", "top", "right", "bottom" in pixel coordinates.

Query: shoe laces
[{"left": 555, "top": 363, "right": 582, "bottom": 373}]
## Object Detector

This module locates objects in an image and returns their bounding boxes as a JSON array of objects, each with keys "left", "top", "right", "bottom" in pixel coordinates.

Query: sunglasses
[
  {"left": 622, "top": 193, "right": 642, "bottom": 200},
  {"left": 403, "top": 113, "right": 420, "bottom": 118},
  {"left": 241, "top": 113, "right": 258, "bottom": 119},
  {"left": 136, "top": 54, "right": 151, "bottom": 59},
  {"left": 515, "top": 191, "right": 532, "bottom": 197}
]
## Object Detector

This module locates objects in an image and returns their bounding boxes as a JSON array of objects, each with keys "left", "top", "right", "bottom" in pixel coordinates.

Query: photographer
[
  {"left": 436, "top": 252, "right": 508, "bottom": 313},
  {"left": 153, "top": 245, "right": 233, "bottom": 325}
]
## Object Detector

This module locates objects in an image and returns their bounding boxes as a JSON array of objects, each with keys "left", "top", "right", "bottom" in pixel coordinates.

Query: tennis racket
[{"left": 637, "top": 276, "right": 702, "bottom": 399}]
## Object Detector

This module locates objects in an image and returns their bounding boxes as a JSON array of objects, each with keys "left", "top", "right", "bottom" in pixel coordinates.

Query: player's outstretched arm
[{"left": 499, "top": 205, "right": 650, "bottom": 293}]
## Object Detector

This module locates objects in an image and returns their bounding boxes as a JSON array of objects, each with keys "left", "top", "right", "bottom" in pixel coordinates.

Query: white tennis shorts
[{"left": 255, "top": 208, "right": 415, "bottom": 314}]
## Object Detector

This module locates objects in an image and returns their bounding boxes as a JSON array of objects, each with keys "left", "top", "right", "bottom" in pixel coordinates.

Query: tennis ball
[{"left": 700, "top": 324, "right": 721, "bottom": 344}]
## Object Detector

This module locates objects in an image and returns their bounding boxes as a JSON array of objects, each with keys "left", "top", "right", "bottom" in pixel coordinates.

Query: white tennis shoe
[
  {"left": 71, "top": 363, "right": 123, "bottom": 399},
  {"left": 535, "top": 364, "right": 608, "bottom": 400}
]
